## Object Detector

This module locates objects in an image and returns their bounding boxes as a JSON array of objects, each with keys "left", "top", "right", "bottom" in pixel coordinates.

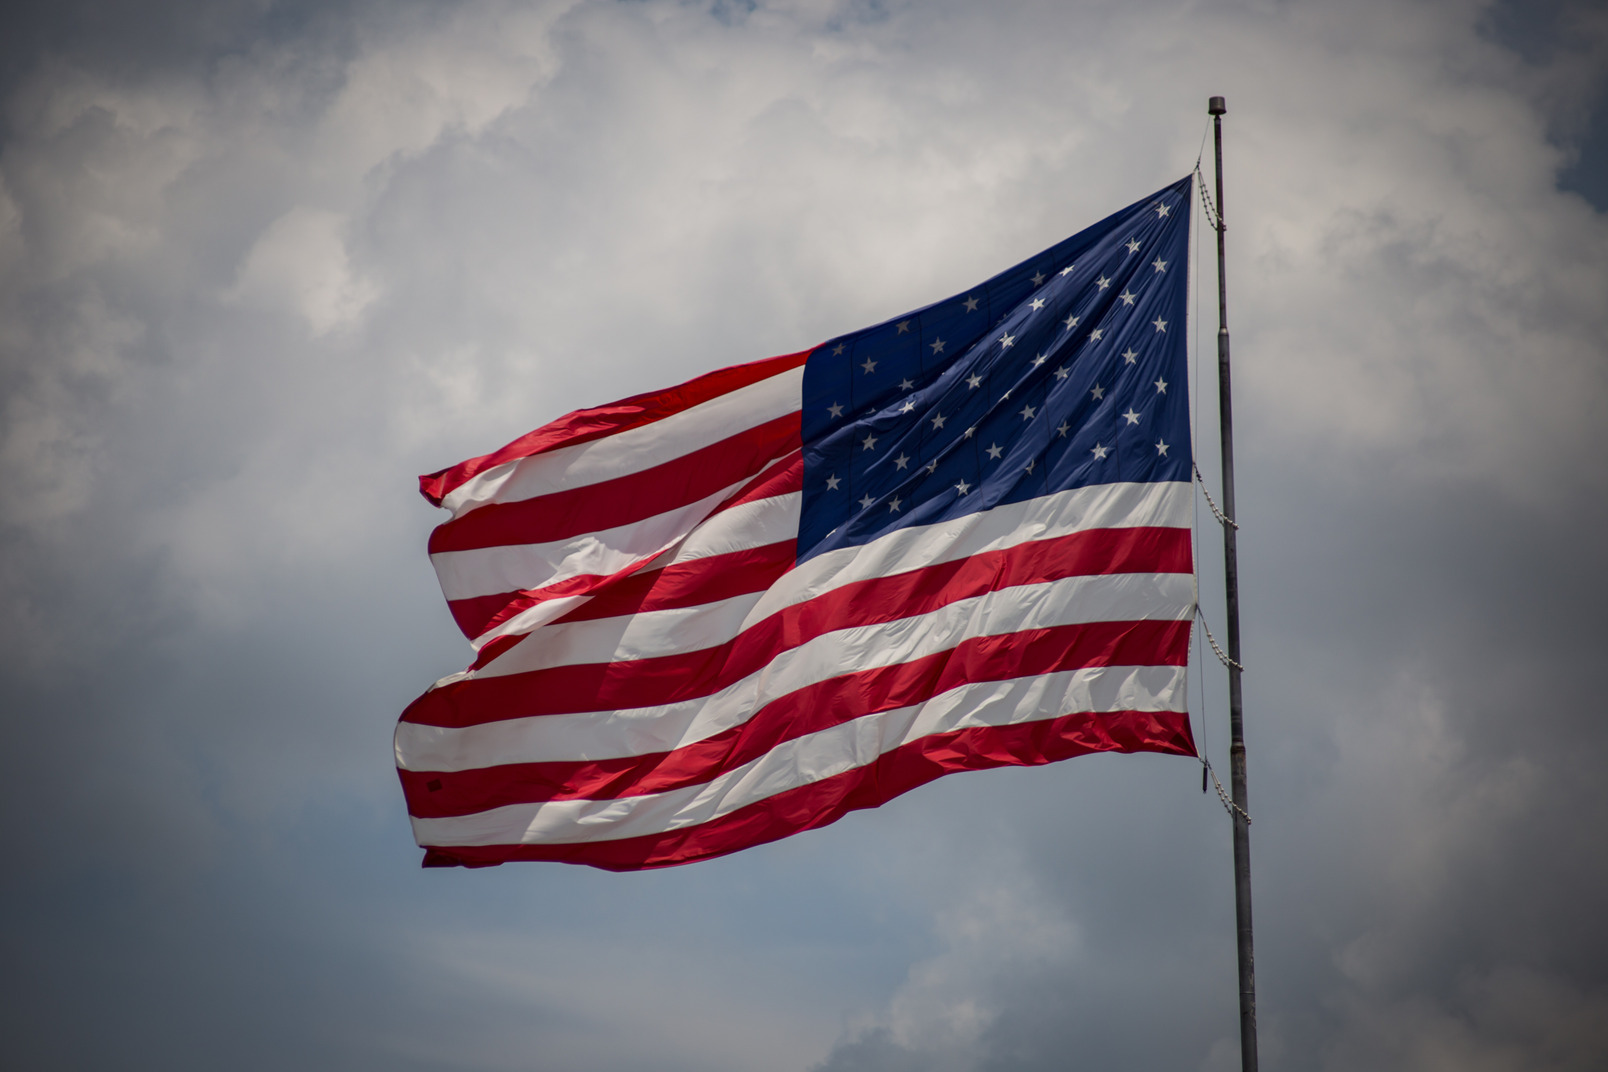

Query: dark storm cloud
[
  {"left": 1485, "top": 0, "right": 1608, "bottom": 209},
  {"left": 3, "top": 1, "right": 1607, "bottom": 1070}
]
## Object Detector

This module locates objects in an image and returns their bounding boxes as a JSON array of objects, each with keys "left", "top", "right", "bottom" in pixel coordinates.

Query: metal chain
[
  {"left": 1191, "top": 146, "right": 1245, "bottom": 829},
  {"left": 1202, "top": 758, "right": 1252, "bottom": 824},
  {"left": 1194, "top": 162, "right": 1222, "bottom": 233},
  {"left": 1193, "top": 463, "right": 1238, "bottom": 530},
  {"left": 1196, "top": 609, "right": 1244, "bottom": 673}
]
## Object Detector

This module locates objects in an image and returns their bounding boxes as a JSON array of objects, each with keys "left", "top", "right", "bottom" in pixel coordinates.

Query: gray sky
[{"left": 2, "top": 1, "right": 1607, "bottom": 1069}]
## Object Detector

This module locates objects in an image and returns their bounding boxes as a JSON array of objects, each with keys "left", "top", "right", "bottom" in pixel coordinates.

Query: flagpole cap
[{"left": 1208, "top": 96, "right": 1227, "bottom": 116}]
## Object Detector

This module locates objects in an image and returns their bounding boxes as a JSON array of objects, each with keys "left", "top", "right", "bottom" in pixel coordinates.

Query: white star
[
  {"left": 888, "top": 496, "right": 902, "bottom": 512},
  {"left": 893, "top": 453, "right": 910, "bottom": 470},
  {"left": 999, "top": 332, "right": 1015, "bottom": 348},
  {"left": 861, "top": 432, "right": 878, "bottom": 450},
  {"left": 1090, "top": 328, "right": 1104, "bottom": 341},
  {"left": 1000, "top": 389, "right": 1011, "bottom": 401},
  {"left": 1031, "top": 270, "right": 1046, "bottom": 285},
  {"left": 1119, "top": 289, "right": 1136, "bottom": 306},
  {"left": 827, "top": 401, "right": 844, "bottom": 418},
  {"left": 964, "top": 426, "right": 976, "bottom": 438},
  {"left": 1152, "top": 317, "right": 1168, "bottom": 333},
  {"left": 832, "top": 343, "right": 846, "bottom": 355},
  {"left": 1055, "top": 365, "right": 1070, "bottom": 380},
  {"left": 860, "top": 494, "right": 876, "bottom": 509},
  {"left": 1057, "top": 420, "right": 1071, "bottom": 437},
  {"left": 1152, "top": 257, "right": 1168, "bottom": 273},
  {"left": 1092, "top": 442, "right": 1110, "bottom": 459},
  {"left": 901, "top": 399, "right": 916, "bottom": 413},
  {"left": 899, "top": 378, "right": 915, "bottom": 390},
  {"left": 1156, "top": 202, "right": 1170, "bottom": 218},
  {"left": 1063, "top": 313, "right": 1080, "bottom": 330},
  {"left": 1122, "top": 348, "right": 1139, "bottom": 364},
  {"left": 861, "top": 356, "right": 878, "bottom": 373},
  {"left": 1126, "top": 238, "right": 1141, "bottom": 254},
  {"left": 1154, "top": 378, "right": 1168, "bottom": 394},
  {"left": 1122, "top": 408, "right": 1141, "bottom": 425},
  {"left": 985, "top": 442, "right": 1004, "bottom": 460},
  {"left": 925, "top": 459, "right": 938, "bottom": 474},
  {"left": 967, "top": 373, "right": 983, "bottom": 389},
  {"left": 825, "top": 474, "right": 841, "bottom": 490},
  {"left": 1025, "top": 459, "right": 1036, "bottom": 474},
  {"left": 955, "top": 479, "right": 972, "bottom": 496},
  {"left": 1091, "top": 384, "right": 1104, "bottom": 399},
  {"left": 1156, "top": 439, "right": 1170, "bottom": 456},
  {"left": 1032, "top": 353, "right": 1048, "bottom": 368},
  {"left": 931, "top": 413, "right": 947, "bottom": 430},
  {"left": 930, "top": 337, "right": 946, "bottom": 354},
  {"left": 1095, "top": 275, "right": 1111, "bottom": 290},
  {"left": 896, "top": 320, "right": 911, "bottom": 334},
  {"left": 1060, "top": 264, "right": 1076, "bottom": 276},
  {"left": 1030, "top": 297, "right": 1045, "bottom": 311},
  {"left": 963, "top": 295, "right": 980, "bottom": 312},
  {"left": 1020, "top": 404, "right": 1037, "bottom": 420}
]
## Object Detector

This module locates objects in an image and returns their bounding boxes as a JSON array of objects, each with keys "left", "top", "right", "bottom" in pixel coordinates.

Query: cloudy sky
[{"left": 3, "top": 0, "right": 1607, "bottom": 1069}]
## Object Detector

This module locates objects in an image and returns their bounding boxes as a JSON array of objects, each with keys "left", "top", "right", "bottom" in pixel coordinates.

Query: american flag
[{"left": 397, "top": 176, "right": 1199, "bottom": 870}]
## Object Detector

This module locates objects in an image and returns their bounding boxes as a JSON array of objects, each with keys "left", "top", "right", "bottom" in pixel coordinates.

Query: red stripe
[
  {"left": 451, "top": 542, "right": 796, "bottom": 642},
  {"left": 551, "top": 542, "right": 796, "bottom": 625},
  {"left": 428, "top": 413, "right": 800, "bottom": 554},
  {"left": 445, "top": 575, "right": 611, "bottom": 642},
  {"left": 401, "top": 526, "right": 1192, "bottom": 728},
  {"left": 417, "top": 708, "right": 1197, "bottom": 870},
  {"left": 442, "top": 452, "right": 804, "bottom": 641},
  {"left": 401, "top": 617, "right": 1189, "bottom": 817},
  {"left": 711, "top": 448, "right": 803, "bottom": 512},
  {"left": 419, "top": 349, "right": 813, "bottom": 507}
]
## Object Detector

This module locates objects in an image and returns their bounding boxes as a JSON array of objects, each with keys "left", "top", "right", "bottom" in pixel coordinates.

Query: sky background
[{"left": 3, "top": 1, "right": 1607, "bottom": 1069}]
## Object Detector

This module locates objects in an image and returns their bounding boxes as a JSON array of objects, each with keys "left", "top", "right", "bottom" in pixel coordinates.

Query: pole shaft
[{"left": 1210, "top": 98, "right": 1259, "bottom": 1072}]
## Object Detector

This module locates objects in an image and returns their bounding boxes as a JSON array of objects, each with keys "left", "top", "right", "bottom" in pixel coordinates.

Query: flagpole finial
[{"left": 1208, "top": 96, "right": 1227, "bottom": 116}]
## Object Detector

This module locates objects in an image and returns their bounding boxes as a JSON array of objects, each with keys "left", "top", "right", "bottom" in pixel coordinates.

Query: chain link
[
  {"left": 1194, "top": 162, "right": 1222, "bottom": 233},
  {"left": 1193, "top": 463, "right": 1238, "bottom": 530},
  {"left": 1197, "top": 610, "right": 1244, "bottom": 673},
  {"left": 1202, "top": 759, "right": 1252, "bottom": 824}
]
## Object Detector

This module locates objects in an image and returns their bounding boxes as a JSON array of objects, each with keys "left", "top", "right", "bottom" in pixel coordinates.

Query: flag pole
[{"left": 1206, "top": 94, "right": 1259, "bottom": 1072}]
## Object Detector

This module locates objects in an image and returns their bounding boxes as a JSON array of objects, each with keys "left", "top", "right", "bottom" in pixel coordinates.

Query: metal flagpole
[{"left": 1207, "top": 94, "right": 1259, "bottom": 1072}]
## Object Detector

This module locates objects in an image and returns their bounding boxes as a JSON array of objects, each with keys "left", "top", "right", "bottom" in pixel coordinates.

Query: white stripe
[
  {"left": 430, "top": 476, "right": 759, "bottom": 603},
  {"left": 764, "top": 480, "right": 1189, "bottom": 623},
  {"left": 439, "top": 366, "right": 805, "bottom": 519},
  {"left": 480, "top": 592, "right": 767, "bottom": 677},
  {"left": 467, "top": 480, "right": 1187, "bottom": 677},
  {"left": 449, "top": 490, "right": 801, "bottom": 649},
  {"left": 396, "top": 570, "right": 1193, "bottom": 770},
  {"left": 641, "top": 488, "right": 800, "bottom": 571},
  {"left": 409, "top": 663, "right": 1188, "bottom": 846}
]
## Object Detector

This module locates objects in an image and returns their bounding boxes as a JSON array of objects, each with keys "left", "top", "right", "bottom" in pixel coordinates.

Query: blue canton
[{"left": 799, "top": 176, "right": 1194, "bottom": 562}]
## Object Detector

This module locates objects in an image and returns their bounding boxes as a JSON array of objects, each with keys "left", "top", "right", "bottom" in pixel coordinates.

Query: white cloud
[
  {"left": 227, "top": 207, "right": 377, "bottom": 334},
  {"left": 878, "top": 881, "right": 1077, "bottom": 1066}
]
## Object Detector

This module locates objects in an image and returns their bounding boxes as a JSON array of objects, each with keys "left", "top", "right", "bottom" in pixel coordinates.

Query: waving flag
[{"left": 398, "top": 177, "right": 1199, "bottom": 870}]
